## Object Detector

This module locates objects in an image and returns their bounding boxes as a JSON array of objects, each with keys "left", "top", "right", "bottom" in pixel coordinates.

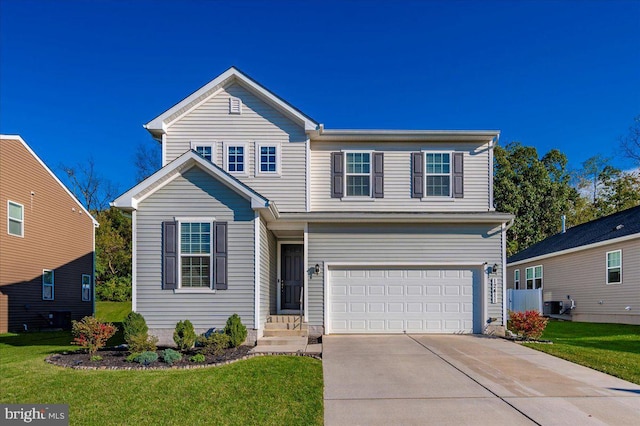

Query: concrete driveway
[{"left": 323, "top": 334, "right": 640, "bottom": 425}]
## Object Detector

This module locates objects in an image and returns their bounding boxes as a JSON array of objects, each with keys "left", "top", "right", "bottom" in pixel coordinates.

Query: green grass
[
  {"left": 95, "top": 301, "right": 131, "bottom": 323},
  {"left": 523, "top": 321, "right": 640, "bottom": 385},
  {"left": 0, "top": 331, "right": 323, "bottom": 425}
]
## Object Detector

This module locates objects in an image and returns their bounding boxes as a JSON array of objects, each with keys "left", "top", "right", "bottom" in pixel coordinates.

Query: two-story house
[
  {"left": 112, "top": 67, "right": 513, "bottom": 344},
  {"left": 1, "top": 135, "right": 98, "bottom": 333}
]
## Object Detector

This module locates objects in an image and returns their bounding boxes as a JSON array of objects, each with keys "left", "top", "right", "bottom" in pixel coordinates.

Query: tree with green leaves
[
  {"left": 494, "top": 142, "right": 580, "bottom": 256},
  {"left": 94, "top": 207, "right": 132, "bottom": 301}
]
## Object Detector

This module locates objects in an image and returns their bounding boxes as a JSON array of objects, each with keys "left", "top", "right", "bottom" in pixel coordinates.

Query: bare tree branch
[
  {"left": 620, "top": 114, "right": 640, "bottom": 166},
  {"left": 134, "top": 140, "right": 161, "bottom": 183},
  {"left": 60, "top": 157, "right": 118, "bottom": 212}
]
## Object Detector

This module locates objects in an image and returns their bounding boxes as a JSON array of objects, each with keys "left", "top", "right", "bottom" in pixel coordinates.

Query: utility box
[{"left": 543, "top": 301, "right": 562, "bottom": 316}]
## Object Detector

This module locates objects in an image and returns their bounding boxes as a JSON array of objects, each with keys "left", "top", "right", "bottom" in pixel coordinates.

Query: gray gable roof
[{"left": 507, "top": 205, "right": 640, "bottom": 263}]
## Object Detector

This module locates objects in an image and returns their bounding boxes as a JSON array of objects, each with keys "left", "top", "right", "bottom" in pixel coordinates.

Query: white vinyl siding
[
  {"left": 525, "top": 265, "right": 543, "bottom": 289},
  {"left": 135, "top": 167, "right": 256, "bottom": 330},
  {"left": 8, "top": 200, "right": 24, "bottom": 237},
  {"left": 164, "top": 83, "right": 307, "bottom": 212},
  {"left": 310, "top": 141, "right": 491, "bottom": 212},
  {"left": 42, "top": 269, "right": 54, "bottom": 300},
  {"left": 606, "top": 250, "right": 622, "bottom": 284},
  {"left": 259, "top": 217, "right": 277, "bottom": 328}
]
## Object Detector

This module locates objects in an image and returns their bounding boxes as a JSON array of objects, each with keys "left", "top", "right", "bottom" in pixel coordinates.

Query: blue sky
[{"left": 1, "top": 0, "right": 639, "bottom": 196}]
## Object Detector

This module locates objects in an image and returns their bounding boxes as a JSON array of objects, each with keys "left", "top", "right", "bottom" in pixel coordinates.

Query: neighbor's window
[
  {"left": 514, "top": 269, "right": 520, "bottom": 290},
  {"left": 606, "top": 250, "right": 622, "bottom": 284},
  {"left": 180, "top": 222, "right": 212, "bottom": 288},
  {"left": 191, "top": 142, "right": 215, "bottom": 162},
  {"left": 225, "top": 143, "right": 247, "bottom": 174},
  {"left": 525, "top": 265, "right": 543, "bottom": 289},
  {"left": 82, "top": 274, "right": 92, "bottom": 301},
  {"left": 425, "top": 152, "right": 451, "bottom": 197},
  {"left": 43, "top": 269, "right": 54, "bottom": 300},
  {"left": 256, "top": 143, "right": 280, "bottom": 175},
  {"left": 345, "top": 152, "right": 371, "bottom": 196},
  {"left": 8, "top": 200, "right": 24, "bottom": 237}
]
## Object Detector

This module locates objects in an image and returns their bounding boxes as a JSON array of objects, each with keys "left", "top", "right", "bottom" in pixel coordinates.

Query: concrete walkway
[{"left": 323, "top": 335, "right": 640, "bottom": 425}]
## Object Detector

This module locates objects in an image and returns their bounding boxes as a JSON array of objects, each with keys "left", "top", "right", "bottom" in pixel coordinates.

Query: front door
[{"left": 281, "top": 244, "right": 303, "bottom": 310}]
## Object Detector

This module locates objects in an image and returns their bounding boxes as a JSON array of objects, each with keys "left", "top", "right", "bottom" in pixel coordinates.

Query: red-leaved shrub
[
  {"left": 71, "top": 316, "right": 117, "bottom": 355},
  {"left": 508, "top": 310, "right": 548, "bottom": 340}
]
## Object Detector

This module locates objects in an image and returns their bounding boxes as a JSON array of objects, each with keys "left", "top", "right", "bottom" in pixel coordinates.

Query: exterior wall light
[{"left": 315, "top": 264, "right": 320, "bottom": 275}]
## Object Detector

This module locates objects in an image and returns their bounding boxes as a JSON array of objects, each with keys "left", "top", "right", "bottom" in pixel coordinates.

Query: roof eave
[{"left": 311, "top": 129, "right": 500, "bottom": 142}]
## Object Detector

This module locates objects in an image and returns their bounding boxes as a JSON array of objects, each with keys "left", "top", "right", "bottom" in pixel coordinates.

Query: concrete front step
[
  {"left": 264, "top": 322, "right": 308, "bottom": 331},
  {"left": 267, "top": 315, "right": 303, "bottom": 324},
  {"left": 263, "top": 328, "right": 308, "bottom": 337},
  {"left": 256, "top": 335, "right": 308, "bottom": 347}
]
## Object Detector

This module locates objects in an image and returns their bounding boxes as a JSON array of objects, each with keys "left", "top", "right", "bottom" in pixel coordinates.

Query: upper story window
[
  {"left": 190, "top": 142, "right": 215, "bottom": 162},
  {"left": 180, "top": 222, "right": 212, "bottom": 288},
  {"left": 43, "top": 269, "right": 54, "bottom": 300},
  {"left": 525, "top": 265, "right": 542, "bottom": 289},
  {"left": 346, "top": 152, "right": 371, "bottom": 197},
  {"left": 256, "top": 143, "right": 281, "bottom": 176},
  {"left": 8, "top": 200, "right": 24, "bottom": 237},
  {"left": 224, "top": 143, "right": 248, "bottom": 175},
  {"left": 425, "top": 152, "right": 451, "bottom": 197},
  {"left": 514, "top": 269, "right": 520, "bottom": 289},
  {"left": 606, "top": 250, "right": 622, "bottom": 284}
]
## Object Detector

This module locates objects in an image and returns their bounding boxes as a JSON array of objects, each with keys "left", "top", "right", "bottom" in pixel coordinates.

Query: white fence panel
[{"left": 507, "top": 289, "right": 543, "bottom": 313}]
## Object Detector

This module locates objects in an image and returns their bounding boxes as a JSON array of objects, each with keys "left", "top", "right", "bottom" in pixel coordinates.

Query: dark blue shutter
[
  {"left": 162, "top": 221, "right": 177, "bottom": 290},
  {"left": 452, "top": 152, "right": 464, "bottom": 198},
  {"left": 411, "top": 152, "right": 424, "bottom": 198},
  {"left": 372, "top": 152, "right": 384, "bottom": 198},
  {"left": 214, "top": 222, "right": 228, "bottom": 290},
  {"left": 331, "top": 152, "right": 344, "bottom": 198}
]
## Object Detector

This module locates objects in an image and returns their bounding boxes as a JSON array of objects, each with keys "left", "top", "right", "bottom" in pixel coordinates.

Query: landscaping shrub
[
  {"left": 173, "top": 320, "right": 197, "bottom": 351},
  {"left": 161, "top": 349, "right": 182, "bottom": 366},
  {"left": 127, "top": 333, "right": 159, "bottom": 353},
  {"left": 189, "top": 353, "right": 205, "bottom": 363},
  {"left": 224, "top": 314, "right": 247, "bottom": 348},
  {"left": 133, "top": 351, "right": 159, "bottom": 365},
  {"left": 122, "top": 311, "right": 157, "bottom": 352},
  {"left": 508, "top": 310, "right": 549, "bottom": 340},
  {"left": 126, "top": 352, "right": 141, "bottom": 363},
  {"left": 71, "top": 316, "right": 117, "bottom": 356},
  {"left": 197, "top": 332, "right": 231, "bottom": 356}
]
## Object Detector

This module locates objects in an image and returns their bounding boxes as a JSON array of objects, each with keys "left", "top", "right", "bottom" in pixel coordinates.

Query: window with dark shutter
[
  {"left": 162, "top": 221, "right": 178, "bottom": 290},
  {"left": 411, "top": 152, "right": 424, "bottom": 198},
  {"left": 214, "top": 222, "right": 228, "bottom": 290},
  {"left": 331, "top": 152, "right": 344, "bottom": 198},
  {"left": 452, "top": 152, "right": 464, "bottom": 198},
  {"left": 372, "top": 152, "right": 384, "bottom": 198}
]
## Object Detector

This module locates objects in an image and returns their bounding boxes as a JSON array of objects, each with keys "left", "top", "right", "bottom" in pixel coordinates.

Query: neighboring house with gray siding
[
  {"left": 507, "top": 206, "right": 640, "bottom": 325},
  {"left": 113, "top": 67, "right": 513, "bottom": 344}
]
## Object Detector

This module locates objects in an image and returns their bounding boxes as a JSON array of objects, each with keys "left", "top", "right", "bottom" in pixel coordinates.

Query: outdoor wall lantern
[
  {"left": 315, "top": 264, "right": 320, "bottom": 275},
  {"left": 491, "top": 263, "right": 499, "bottom": 274}
]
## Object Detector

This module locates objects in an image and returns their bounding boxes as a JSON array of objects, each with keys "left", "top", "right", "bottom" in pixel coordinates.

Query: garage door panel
[{"left": 330, "top": 267, "right": 477, "bottom": 334}]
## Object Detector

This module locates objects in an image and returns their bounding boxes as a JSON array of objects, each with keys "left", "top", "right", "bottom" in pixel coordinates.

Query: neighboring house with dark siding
[
  {"left": 113, "top": 67, "right": 513, "bottom": 345},
  {"left": 507, "top": 206, "right": 640, "bottom": 325},
  {"left": 0, "top": 135, "right": 98, "bottom": 332}
]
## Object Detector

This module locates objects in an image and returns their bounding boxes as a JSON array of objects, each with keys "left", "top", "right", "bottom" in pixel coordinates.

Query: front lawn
[
  {"left": 523, "top": 321, "right": 640, "bottom": 385},
  {"left": 0, "top": 331, "right": 323, "bottom": 425},
  {"left": 95, "top": 300, "right": 131, "bottom": 323}
]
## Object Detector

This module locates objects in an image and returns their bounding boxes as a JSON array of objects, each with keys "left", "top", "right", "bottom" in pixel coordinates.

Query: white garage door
[{"left": 329, "top": 267, "right": 477, "bottom": 334}]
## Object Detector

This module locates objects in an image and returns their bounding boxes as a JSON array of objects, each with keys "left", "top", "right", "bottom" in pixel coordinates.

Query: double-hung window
[
  {"left": 190, "top": 142, "right": 215, "bottom": 162},
  {"left": 606, "top": 250, "right": 622, "bottom": 284},
  {"left": 82, "top": 274, "right": 92, "bottom": 301},
  {"left": 8, "top": 201, "right": 24, "bottom": 237},
  {"left": 224, "top": 143, "right": 248, "bottom": 175},
  {"left": 43, "top": 269, "right": 54, "bottom": 300},
  {"left": 180, "top": 222, "right": 212, "bottom": 288},
  {"left": 425, "top": 152, "right": 451, "bottom": 197},
  {"left": 345, "top": 152, "right": 371, "bottom": 197},
  {"left": 525, "top": 265, "right": 543, "bottom": 289},
  {"left": 514, "top": 269, "right": 520, "bottom": 289},
  {"left": 256, "top": 143, "right": 280, "bottom": 176}
]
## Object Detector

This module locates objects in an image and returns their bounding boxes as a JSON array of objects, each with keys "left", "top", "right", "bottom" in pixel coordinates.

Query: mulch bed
[{"left": 46, "top": 346, "right": 253, "bottom": 370}]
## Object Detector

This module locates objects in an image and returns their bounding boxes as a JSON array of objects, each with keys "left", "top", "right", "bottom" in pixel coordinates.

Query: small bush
[
  {"left": 90, "top": 355, "right": 103, "bottom": 362},
  {"left": 133, "top": 351, "right": 159, "bottom": 365},
  {"left": 190, "top": 353, "right": 206, "bottom": 363},
  {"left": 508, "top": 310, "right": 549, "bottom": 340},
  {"left": 197, "top": 332, "right": 231, "bottom": 356},
  {"left": 224, "top": 314, "right": 247, "bottom": 348},
  {"left": 127, "top": 333, "right": 159, "bottom": 353},
  {"left": 71, "top": 316, "right": 117, "bottom": 356},
  {"left": 126, "top": 352, "right": 141, "bottom": 363},
  {"left": 123, "top": 312, "right": 148, "bottom": 342},
  {"left": 161, "top": 348, "right": 182, "bottom": 366},
  {"left": 173, "top": 320, "right": 197, "bottom": 351}
]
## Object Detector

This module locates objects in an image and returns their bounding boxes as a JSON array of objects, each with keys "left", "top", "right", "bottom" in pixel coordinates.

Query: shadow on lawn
[
  {"left": 557, "top": 338, "right": 640, "bottom": 357},
  {"left": 0, "top": 322, "right": 125, "bottom": 349}
]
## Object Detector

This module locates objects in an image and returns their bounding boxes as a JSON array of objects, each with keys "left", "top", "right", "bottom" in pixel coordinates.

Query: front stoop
[{"left": 251, "top": 315, "right": 321, "bottom": 355}]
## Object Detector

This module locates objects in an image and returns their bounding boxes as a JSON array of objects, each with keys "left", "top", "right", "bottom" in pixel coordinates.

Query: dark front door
[{"left": 281, "top": 244, "right": 303, "bottom": 310}]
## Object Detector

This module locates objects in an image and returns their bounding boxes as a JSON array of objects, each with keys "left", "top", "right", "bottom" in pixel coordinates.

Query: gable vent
[{"left": 229, "top": 97, "right": 242, "bottom": 114}]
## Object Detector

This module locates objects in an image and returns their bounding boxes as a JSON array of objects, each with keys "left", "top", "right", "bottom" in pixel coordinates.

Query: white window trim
[
  {"left": 42, "top": 269, "right": 54, "bottom": 300},
  {"left": 343, "top": 150, "right": 373, "bottom": 198},
  {"left": 514, "top": 269, "right": 520, "bottom": 290},
  {"left": 229, "top": 96, "right": 242, "bottom": 114},
  {"left": 422, "top": 150, "right": 453, "bottom": 198},
  {"left": 176, "top": 217, "right": 215, "bottom": 291},
  {"left": 525, "top": 265, "right": 543, "bottom": 289},
  {"left": 255, "top": 142, "right": 282, "bottom": 177},
  {"left": 606, "top": 249, "right": 622, "bottom": 285},
  {"left": 81, "top": 274, "right": 92, "bottom": 301},
  {"left": 190, "top": 141, "right": 216, "bottom": 163},
  {"left": 7, "top": 200, "right": 24, "bottom": 237},
  {"left": 223, "top": 142, "right": 249, "bottom": 176}
]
